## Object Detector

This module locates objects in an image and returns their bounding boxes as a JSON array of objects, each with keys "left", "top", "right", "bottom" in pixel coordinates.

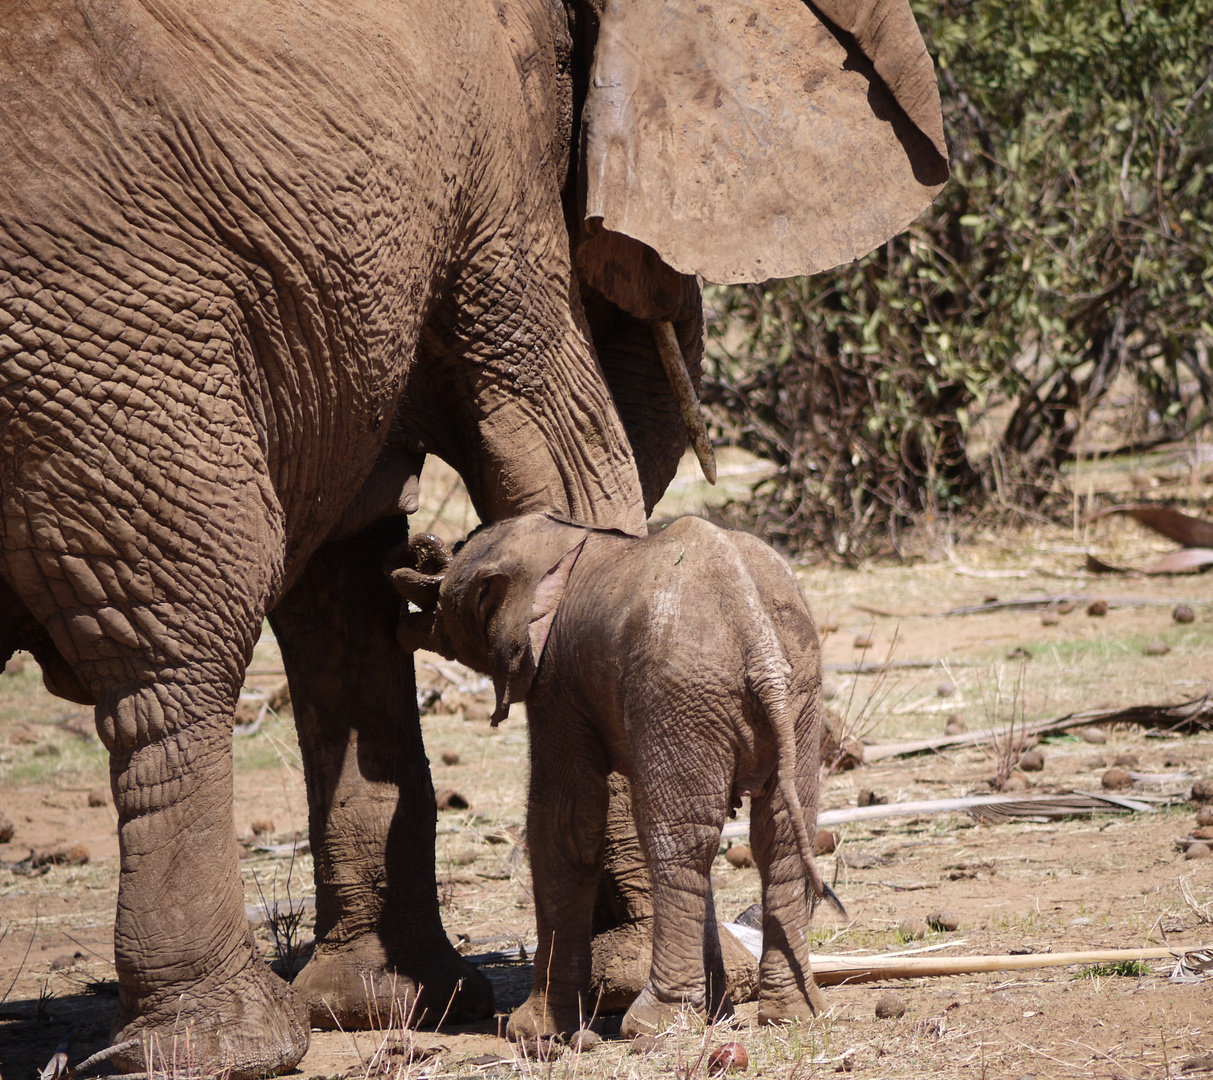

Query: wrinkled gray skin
[
  {"left": 0, "top": 2, "right": 702, "bottom": 1075},
  {"left": 401, "top": 514, "right": 829, "bottom": 1041}
]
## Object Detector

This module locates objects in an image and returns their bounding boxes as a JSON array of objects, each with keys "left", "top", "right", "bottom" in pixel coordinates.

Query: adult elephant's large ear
[{"left": 579, "top": 0, "right": 948, "bottom": 284}]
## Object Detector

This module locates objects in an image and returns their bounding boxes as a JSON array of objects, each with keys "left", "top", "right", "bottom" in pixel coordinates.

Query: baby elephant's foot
[
  {"left": 620, "top": 983, "right": 733, "bottom": 1038},
  {"left": 757, "top": 979, "right": 828, "bottom": 1026},
  {"left": 506, "top": 991, "right": 585, "bottom": 1046}
]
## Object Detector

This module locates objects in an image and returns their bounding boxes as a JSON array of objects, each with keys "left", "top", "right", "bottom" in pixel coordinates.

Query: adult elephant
[{"left": 0, "top": 0, "right": 946, "bottom": 1075}]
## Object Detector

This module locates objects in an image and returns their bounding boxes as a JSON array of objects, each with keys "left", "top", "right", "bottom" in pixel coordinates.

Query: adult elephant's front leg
[{"left": 270, "top": 519, "right": 493, "bottom": 1029}]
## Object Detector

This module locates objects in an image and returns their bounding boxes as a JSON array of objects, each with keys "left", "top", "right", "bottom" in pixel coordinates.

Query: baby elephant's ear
[{"left": 527, "top": 535, "right": 588, "bottom": 669}]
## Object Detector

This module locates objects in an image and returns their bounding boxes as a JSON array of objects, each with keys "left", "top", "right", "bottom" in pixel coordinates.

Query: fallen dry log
[
  {"left": 720, "top": 790, "right": 1156, "bottom": 840},
  {"left": 862, "top": 696, "right": 1213, "bottom": 761},
  {"left": 809, "top": 945, "right": 1211, "bottom": 986}
]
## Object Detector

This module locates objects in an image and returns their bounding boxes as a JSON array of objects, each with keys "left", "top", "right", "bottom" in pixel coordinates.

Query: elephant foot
[
  {"left": 757, "top": 978, "right": 828, "bottom": 1026},
  {"left": 506, "top": 991, "right": 586, "bottom": 1045},
  {"left": 619, "top": 982, "right": 734, "bottom": 1039},
  {"left": 109, "top": 956, "right": 309, "bottom": 1080},
  {"left": 294, "top": 934, "right": 494, "bottom": 1029},
  {"left": 590, "top": 923, "right": 759, "bottom": 1012}
]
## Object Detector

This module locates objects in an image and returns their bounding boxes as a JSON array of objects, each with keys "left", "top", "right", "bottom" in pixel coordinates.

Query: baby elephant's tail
[{"left": 757, "top": 665, "right": 847, "bottom": 921}]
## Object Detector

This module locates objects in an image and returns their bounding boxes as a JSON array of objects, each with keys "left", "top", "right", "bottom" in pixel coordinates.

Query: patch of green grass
[{"left": 1074, "top": 960, "right": 1150, "bottom": 979}]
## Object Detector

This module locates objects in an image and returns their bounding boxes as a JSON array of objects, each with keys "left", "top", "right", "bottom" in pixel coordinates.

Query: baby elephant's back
[{"left": 630, "top": 517, "right": 818, "bottom": 665}]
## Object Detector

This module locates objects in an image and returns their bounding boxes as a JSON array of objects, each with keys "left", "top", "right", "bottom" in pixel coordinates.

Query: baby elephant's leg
[
  {"left": 621, "top": 727, "right": 734, "bottom": 1038},
  {"left": 750, "top": 777, "right": 828, "bottom": 1025},
  {"left": 508, "top": 706, "right": 609, "bottom": 1044}
]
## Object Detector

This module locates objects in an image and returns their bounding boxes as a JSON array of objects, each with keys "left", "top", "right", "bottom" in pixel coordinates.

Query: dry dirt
[{"left": 2, "top": 455, "right": 1212, "bottom": 1079}]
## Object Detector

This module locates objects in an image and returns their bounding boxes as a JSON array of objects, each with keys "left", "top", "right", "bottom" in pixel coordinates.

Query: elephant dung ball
[
  {"left": 1143, "top": 638, "right": 1170, "bottom": 656},
  {"left": 569, "top": 1029, "right": 600, "bottom": 1053},
  {"left": 1196, "top": 807, "right": 1213, "bottom": 827},
  {"left": 87, "top": 789, "right": 107, "bottom": 808},
  {"left": 1102, "top": 768, "right": 1134, "bottom": 791},
  {"left": 1087, "top": 599, "right": 1109, "bottom": 617},
  {"left": 857, "top": 789, "right": 887, "bottom": 807},
  {"left": 707, "top": 1042, "right": 749, "bottom": 1074},
  {"left": 874, "top": 992, "right": 907, "bottom": 1019},
  {"left": 0, "top": 812, "right": 13, "bottom": 843},
  {"left": 4, "top": 654, "right": 25, "bottom": 675},
  {"left": 936, "top": 680, "right": 956, "bottom": 698},
  {"left": 1040, "top": 611, "right": 1060, "bottom": 626},
  {"left": 927, "top": 909, "right": 960, "bottom": 932},
  {"left": 1173, "top": 604, "right": 1196, "bottom": 623},
  {"left": 899, "top": 918, "right": 929, "bottom": 941},
  {"left": 853, "top": 633, "right": 874, "bottom": 649},
  {"left": 629, "top": 1036, "right": 659, "bottom": 1056},
  {"left": 1000, "top": 772, "right": 1029, "bottom": 791},
  {"left": 726, "top": 845, "right": 755, "bottom": 869},
  {"left": 441, "top": 750, "right": 461, "bottom": 766},
  {"left": 1184, "top": 842, "right": 1211, "bottom": 861},
  {"left": 1113, "top": 753, "right": 1139, "bottom": 767},
  {"left": 1079, "top": 726, "right": 1108, "bottom": 744},
  {"left": 1018, "top": 749, "right": 1045, "bottom": 772},
  {"left": 1192, "top": 779, "right": 1213, "bottom": 803},
  {"left": 435, "top": 789, "right": 470, "bottom": 811},
  {"left": 250, "top": 818, "right": 275, "bottom": 837},
  {"left": 945, "top": 714, "right": 966, "bottom": 736},
  {"left": 813, "top": 829, "right": 839, "bottom": 856}
]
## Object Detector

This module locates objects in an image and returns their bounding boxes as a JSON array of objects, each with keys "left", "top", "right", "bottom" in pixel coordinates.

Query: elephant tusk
[{"left": 653, "top": 320, "right": 717, "bottom": 485}]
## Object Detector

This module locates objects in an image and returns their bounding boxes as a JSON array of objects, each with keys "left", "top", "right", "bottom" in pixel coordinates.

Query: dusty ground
[{"left": 2, "top": 454, "right": 1212, "bottom": 1079}]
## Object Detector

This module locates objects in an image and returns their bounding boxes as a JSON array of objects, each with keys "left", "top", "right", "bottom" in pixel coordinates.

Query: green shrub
[{"left": 705, "top": 0, "right": 1213, "bottom": 560}]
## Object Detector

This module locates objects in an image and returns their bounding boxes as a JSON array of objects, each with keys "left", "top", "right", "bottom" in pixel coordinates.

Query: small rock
[
  {"left": 1086, "top": 599, "right": 1109, "bottom": 617},
  {"left": 31, "top": 844, "right": 89, "bottom": 867},
  {"left": 944, "top": 715, "right": 966, "bottom": 736},
  {"left": 0, "top": 812, "right": 14, "bottom": 843},
  {"left": 707, "top": 1043, "right": 749, "bottom": 1075},
  {"left": 87, "top": 789, "right": 107, "bottom": 808},
  {"left": 874, "top": 992, "right": 907, "bottom": 1019},
  {"left": 1182, "top": 1056, "right": 1213, "bottom": 1075},
  {"left": 1018, "top": 749, "right": 1045, "bottom": 772},
  {"left": 1079, "top": 727, "right": 1107, "bottom": 745},
  {"left": 857, "top": 789, "right": 888, "bottom": 807},
  {"left": 435, "top": 789, "right": 470, "bottom": 811},
  {"left": 927, "top": 909, "right": 960, "bottom": 932},
  {"left": 1112, "top": 753, "right": 1139, "bottom": 768},
  {"left": 899, "top": 918, "right": 929, "bottom": 941},
  {"left": 33, "top": 743, "right": 60, "bottom": 757},
  {"left": 1196, "top": 807, "right": 1213, "bottom": 827},
  {"left": 1191, "top": 779, "right": 1213, "bottom": 803},
  {"left": 1184, "top": 842, "right": 1211, "bottom": 861},
  {"left": 813, "top": 829, "right": 839, "bottom": 856},
  {"left": 629, "top": 1035, "right": 659, "bottom": 1056},
  {"left": 1040, "top": 611, "right": 1060, "bottom": 627},
  {"left": 569, "top": 1029, "right": 600, "bottom": 1053},
  {"left": 1070, "top": 917, "right": 1090, "bottom": 926},
  {"left": 936, "top": 680, "right": 956, "bottom": 698},
  {"left": 1102, "top": 768, "right": 1134, "bottom": 791},
  {"left": 1143, "top": 639, "right": 1170, "bottom": 656},
  {"left": 853, "top": 634, "right": 874, "bottom": 649},
  {"left": 1173, "top": 604, "right": 1196, "bottom": 624},
  {"left": 726, "top": 845, "right": 755, "bottom": 869},
  {"left": 441, "top": 750, "right": 461, "bottom": 766},
  {"left": 250, "top": 818, "right": 275, "bottom": 837}
]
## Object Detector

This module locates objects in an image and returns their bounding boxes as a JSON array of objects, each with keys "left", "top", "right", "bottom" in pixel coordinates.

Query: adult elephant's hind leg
[{"left": 270, "top": 520, "right": 493, "bottom": 1029}]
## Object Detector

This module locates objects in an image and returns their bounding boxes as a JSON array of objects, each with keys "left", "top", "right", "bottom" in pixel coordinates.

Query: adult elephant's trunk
[{"left": 652, "top": 320, "right": 716, "bottom": 485}]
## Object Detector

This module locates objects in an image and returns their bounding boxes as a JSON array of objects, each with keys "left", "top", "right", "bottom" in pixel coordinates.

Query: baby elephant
[{"left": 395, "top": 513, "right": 834, "bottom": 1041}]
